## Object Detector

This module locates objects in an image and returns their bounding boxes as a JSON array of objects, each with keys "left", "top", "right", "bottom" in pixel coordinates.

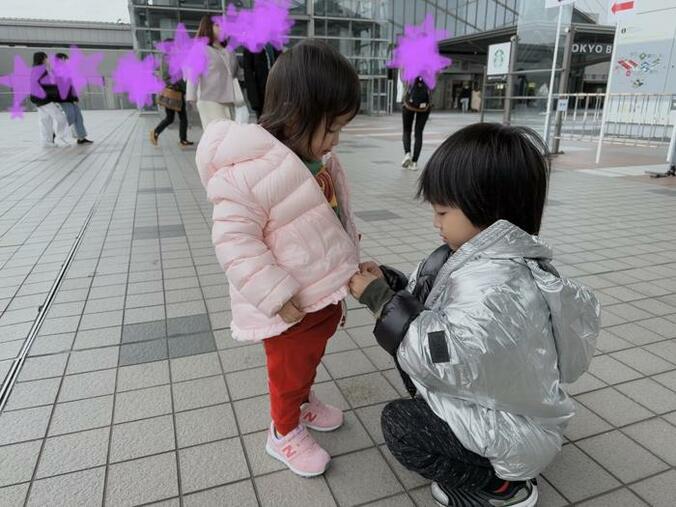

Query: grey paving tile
[
  {"left": 173, "top": 375, "right": 228, "bottom": 412},
  {"left": 27, "top": 467, "right": 104, "bottom": 507},
  {"left": 110, "top": 414, "right": 175, "bottom": 463},
  {"left": 170, "top": 352, "right": 222, "bottom": 382},
  {"left": 178, "top": 437, "right": 249, "bottom": 493},
  {"left": 219, "top": 344, "right": 266, "bottom": 373},
  {"left": 124, "top": 305, "right": 166, "bottom": 325},
  {"left": 534, "top": 478, "right": 569, "bottom": 507},
  {"left": 105, "top": 452, "right": 179, "bottom": 506},
  {"left": 0, "top": 440, "right": 42, "bottom": 487},
  {"left": 540, "top": 445, "right": 618, "bottom": 503},
  {"left": 616, "top": 378, "right": 676, "bottom": 414},
  {"left": 119, "top": 338, "right": 168, "bottom": 366},
  {"left": 624, "top": 417, "right": 676, "bottom": 466},
  {"left": 0, "top": 339, "right": 22, "bottom": 361},
  {"left": 578, "top": 430, "right": 669, "bottom": 483},
  {"left": 233, "top": 395, "right": 270, "bottom": 434},
  {"left": 577, "top": 388, "right": 653, "bottom": 427},
  {"left": 114, "top": 385, "right": 172, "bottom": 423},
  {"left": 27, "top": 333, "right": 74, "bottom": 356},
  {"left": 66, "top": 347, "right": 119, "bottom": 374},
  {"left": 322, "top": 349, "right": 377, "bottom": 378},
  {"left": 0, "top": 405, "right": 52, "bottom": 445},
  {"left": 630, "top": 469, "right": 676, "bottom": 507},
  {"left": 0, "top": 483, "right": 29, "bottom": 506},
  {"left": 311, "top": 410, "right": 373, "bottom": 456},
  {"left": 168, "top": 331, "right": 216, "bottom": 358},
  {"left": 564, "top": 401, "right": 613, "bottom": 441},
  {"left": 565, "top": 372, "right": 607, "bottom": 396},
  {"left": 79, "top": 310, "right": 123, "bottom": 330},
  {"left": 58, "top": 368, "right": 116, "bottom": 402},
  {"left": 326, "top": 447, "right": 404, "bottom": 505},
  {"left": 175, "top": 403, "right": 238, "bottom": 447},
  {"left": 116, "top": 360, "right": 169, "bottom": 392},
  {"left": 578, "top": 488, "right": 649, "bottom": 506},
  {"left": 355, "top": 402, "right": 387, "bottom": 445},
  {"left": 242, "top": 430, "right": 285, "bottom": 476},
  {"left": 588, "top": 355, "right": 643, "bottom": 385},
  {"left": 256, "top": 470, "right": 337, "bottom": 507},
  {"left": 337, "top": 372, "right": 399, "bottom": 408},
  {"left": 49, "top": 395, "right": 113, "bottom": 435},
  {"left": 36, "top": 427, "right": 109, "bottom": 478},
  {"left": 72, "top": 326, "right": 121, "bottom": 350},
  {"left": 183, "top": 480, "right": 258, "bottom": 507},
  {"left": 122, "top": 320, "right": 166, "bottom": 343},
  {"left": 166, "top": 313, "right": 210, "bottom": 337},
  {"left": 312, "top": 381, "right": 351, "bottom": 411},
  {"left": 5, "top": 377, "right": 60, "bottom": 411},
  {"left": 18, "top": 353, "right": 68, "bottom": 381},
  {"left": 226, "top": 366, "right": 268, "bottom": 400}
]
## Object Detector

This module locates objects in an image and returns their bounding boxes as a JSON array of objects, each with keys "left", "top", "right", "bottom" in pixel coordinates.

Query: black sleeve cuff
[
  {"left": 381, "top": 265, "right": 409, "bottom": 291},
  {"left": 374, "top": 291, "right": 425, "bottom": 357},
  {"left": 358, "top": 278, "right": 395, "bottom": 315}
]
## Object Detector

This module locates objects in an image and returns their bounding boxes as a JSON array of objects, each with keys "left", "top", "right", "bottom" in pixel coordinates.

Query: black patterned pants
[{"left": 381, "top": 398, "right": 498, "bottom": 491}]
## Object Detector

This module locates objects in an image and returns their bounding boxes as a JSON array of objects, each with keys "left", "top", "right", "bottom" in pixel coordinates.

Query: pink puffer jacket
[{"left": 196, "top": 120, "right": 360, "bottom": 341}]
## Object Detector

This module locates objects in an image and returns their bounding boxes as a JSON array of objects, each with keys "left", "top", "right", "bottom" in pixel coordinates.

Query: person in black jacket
[
  {"left": 242, "top": 44, "right": 281, "bottom": 119},
  {"left": 54, "top": 53, "right": 92, "bottom": 144},
  {"left": 30, "top": 52, "right": 69, "bottom": 146}
]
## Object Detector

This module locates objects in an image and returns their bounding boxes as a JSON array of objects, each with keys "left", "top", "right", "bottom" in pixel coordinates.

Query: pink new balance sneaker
[
  {"left": 265, "top": 422, "right": 331, "bottom": 477},
  {"left": 300, "top": 390, "right": 344, "bottom": 431}
]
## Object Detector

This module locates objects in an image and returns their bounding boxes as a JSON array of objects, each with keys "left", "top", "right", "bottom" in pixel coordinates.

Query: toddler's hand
[
  {"left": 359, "top": 261, "right": 384, "bottom": 278},
  {"left": 278, "top": 299, "right": 305, "bottom": 324},
  {"left": 349, "top": 272, "right": 379, "bottom": 299}
]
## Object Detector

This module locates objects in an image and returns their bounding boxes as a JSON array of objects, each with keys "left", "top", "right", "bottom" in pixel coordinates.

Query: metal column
[
  {"left": 502, "top": 35, "right": 518, "bottom": 126},
  {"left": 552, "top": 25, "right": 575, "bottom": 154}
]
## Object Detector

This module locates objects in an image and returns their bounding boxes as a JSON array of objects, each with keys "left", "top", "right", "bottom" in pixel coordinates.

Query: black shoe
[
  {"left": 431, "top": 479, "right": 538, "bottom": 507},
  {"left": 77, "top": 138, "right": 93, "bottom": 144},
  {"left": 179, "top": 140, "right": 194, "bottom": 146}
]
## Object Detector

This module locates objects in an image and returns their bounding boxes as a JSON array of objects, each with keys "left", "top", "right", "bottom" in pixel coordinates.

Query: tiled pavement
[{"left": 0, "top": 110, "right": 676, "bottom": 506}]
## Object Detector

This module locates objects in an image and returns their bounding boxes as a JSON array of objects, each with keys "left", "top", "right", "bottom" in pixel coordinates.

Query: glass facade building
[{"left": 128, "top": 1, "right": 604, "bottom": 113}]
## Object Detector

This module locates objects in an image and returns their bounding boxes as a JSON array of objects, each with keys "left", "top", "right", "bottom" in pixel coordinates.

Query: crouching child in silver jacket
[{"left": 350, "top": 123, "right": 600, "bottom": 507}]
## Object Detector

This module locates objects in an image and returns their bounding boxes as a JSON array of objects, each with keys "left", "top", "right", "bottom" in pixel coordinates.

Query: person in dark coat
[
  {"left": 54, "top": 53, "right": 92, "bottom": 144},
  {"left": 242, "top": 43, "right": 281, "bottom": 118},
  {"left": 30, "top": 52, "right": 69, "bottom": 146}
]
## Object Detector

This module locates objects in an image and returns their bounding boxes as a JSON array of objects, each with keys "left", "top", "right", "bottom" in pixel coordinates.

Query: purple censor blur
[
  {"left": 155, "top": 23, "right": 209, "bottom": 84},
  {"left": 213, "top": 0, "right": 293, "bottom": 52},
  {"left": 112, "top": 52, "right": 164, "bottom": 108},
  {"left": 388, "top": 15, "right": 452, "bottom": 89},
  {"left": 0, "top": 56, "right": 46, "bottom": 118},
  {"left": 50, "top": 46, "right": 104, "bottom": 100}
]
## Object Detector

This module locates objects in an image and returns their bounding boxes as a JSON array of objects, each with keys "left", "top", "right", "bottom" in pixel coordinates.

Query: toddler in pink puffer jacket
[{"left": 196, "top": 40, "right": 360, "bottom": 477}]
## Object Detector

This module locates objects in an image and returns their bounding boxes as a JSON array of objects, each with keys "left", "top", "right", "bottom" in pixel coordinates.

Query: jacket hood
[
  {"left": 447, "top": 220, "right": 600, "bottom": 384},
  {"left": 195, "top": 120, "right": 277, "bottom": 188}
]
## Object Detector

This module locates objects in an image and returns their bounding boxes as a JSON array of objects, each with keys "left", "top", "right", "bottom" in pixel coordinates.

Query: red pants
[{"left": 263, "top": 303, "right": 342, "bottom": 435}]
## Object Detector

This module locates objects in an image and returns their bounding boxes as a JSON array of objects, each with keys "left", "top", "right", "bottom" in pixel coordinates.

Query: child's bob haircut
[
  {"left": 417, "top": 123, "right": 551, "bottom": 235},
  {"left": 259, "top": 39, "right": 361, "bottom": 160}
]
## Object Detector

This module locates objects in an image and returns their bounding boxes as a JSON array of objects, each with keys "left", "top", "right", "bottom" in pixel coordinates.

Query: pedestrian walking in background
[
  {"left": 401, "top": 76, "right": 431, "bottom": 172},
  {"left": 30, "top": 52, "right": 69, "bottom": 147},
  {"left": 186, "top": 15, "right": 238, "bottom": 129},
  {"left": 54, "top": 53, "right": 93, "bottom": 144},
  {"left": 242, "top": 43, "right": 281, "bottom": 120}
]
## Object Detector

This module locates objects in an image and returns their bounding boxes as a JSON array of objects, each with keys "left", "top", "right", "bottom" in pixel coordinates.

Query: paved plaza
[{"left": 0, "top": 110, "right": 675, "bottom": 506}]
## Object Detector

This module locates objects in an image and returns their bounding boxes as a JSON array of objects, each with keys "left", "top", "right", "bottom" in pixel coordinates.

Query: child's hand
[
  {"left": 349, "top": 272, "right": 379, "bottom": 299},
  {"left": 279, "top": 299, "right": 305, "bottom": 324},
  {"left": 359, "top": 261, "right": 384, "bottom": 279}
]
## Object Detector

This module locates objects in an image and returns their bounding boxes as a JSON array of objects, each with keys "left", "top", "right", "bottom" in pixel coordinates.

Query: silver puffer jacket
[{"left": 396, "top": 220, "right": 600, "bottom": 480}]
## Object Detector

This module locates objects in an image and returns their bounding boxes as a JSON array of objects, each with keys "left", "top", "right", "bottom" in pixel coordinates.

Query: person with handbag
[
  {"left": 186, "top": 15, "right": 239, "bottom": 129},
  {"left": 151, "top": 77, "right": 193, "bottom": 146}
]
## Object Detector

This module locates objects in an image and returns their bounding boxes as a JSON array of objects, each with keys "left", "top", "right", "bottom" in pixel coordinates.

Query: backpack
[{"left": 406, "top": 80, "right": 430, "bottom": 111}]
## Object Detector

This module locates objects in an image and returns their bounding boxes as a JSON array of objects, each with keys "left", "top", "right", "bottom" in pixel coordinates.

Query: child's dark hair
[
  {"left": 260, "top": 39, "right": 360, "bottom": 160},
  {"left": 417, "top": 123, "right": 550, "bottom": 235},
  {"left": 32, "top": 52, "right": 48, "bottom": 66}
]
